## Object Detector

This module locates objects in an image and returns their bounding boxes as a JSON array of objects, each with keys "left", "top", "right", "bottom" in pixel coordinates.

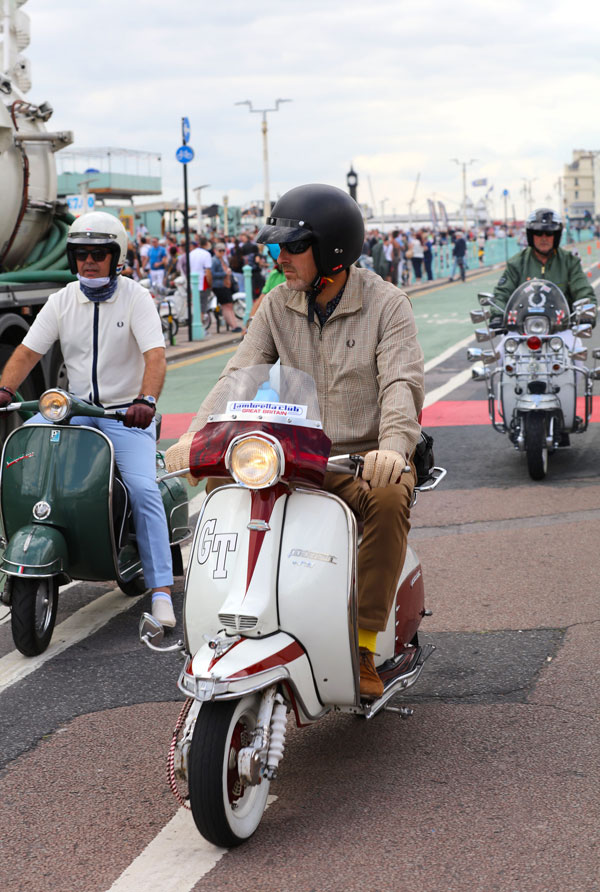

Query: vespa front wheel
[
  {"left": 525, "top": 414, "right": 548, "bottom": 480},
  {"left": 10, "top": 577, "right": 59, "bottom": 656},
  {"left": 188, "top": 694, "right": 270, "bottom": 847}
]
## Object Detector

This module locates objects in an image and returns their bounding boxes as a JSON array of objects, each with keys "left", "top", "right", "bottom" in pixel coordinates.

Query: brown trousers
[
  {"left": 323, "top": 464, "right": 415, "bottom": 632},
  {"left": 206, "top": 464, "right": 415, "bottom": 633}
]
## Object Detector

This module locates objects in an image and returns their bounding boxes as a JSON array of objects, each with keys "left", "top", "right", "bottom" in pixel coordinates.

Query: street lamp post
[
  {"left": 381, "top": 197, "right": 389, "bottom": 231},
  {"left": 451, "top": 158, "right": 477, "bottom": 232},
  {"left": 235, "top": 99, "right": 292, "bottom": 220},
  {"left": 346, "top": 165, "right": 358, "bottom": 202},
  {"left": 193, "top": 184, "right": 210, "bottom": 235}
]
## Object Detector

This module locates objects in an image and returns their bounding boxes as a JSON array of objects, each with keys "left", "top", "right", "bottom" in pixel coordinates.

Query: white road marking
[
  {"left": 0, "top": 490, "right": 205, "bottom": 694},
  {"left": 423, "top": 333, "right": 474, "bottom": 373},
  {"left": 423, "top": 367, "right": 474, "bottom": 409},
  {"left": 106, "top": 796, "right": 277, "bottom": 892}
]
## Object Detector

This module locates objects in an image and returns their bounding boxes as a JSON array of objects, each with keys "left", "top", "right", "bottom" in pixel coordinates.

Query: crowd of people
[
  {"left": 360, "top": 224, "right": 519, "bottom": 286},
  {"left": 118, "top": 220, "right": 537, "bottom": 333},
  {"left": 121, "top": 225, "right": 287, "bottom": 332}
]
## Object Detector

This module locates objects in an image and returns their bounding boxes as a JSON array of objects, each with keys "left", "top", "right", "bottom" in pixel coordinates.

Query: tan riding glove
[
  {"left": 165, "top": 431, "right": 199, "bottom": 487},
  {"left": 362, "top": 450, "right": 408, "bottom": 488}
]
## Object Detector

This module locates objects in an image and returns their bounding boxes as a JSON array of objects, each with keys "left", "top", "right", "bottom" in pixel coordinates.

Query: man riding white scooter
[{"left": 165, "top": 183, "right": 424, "bottom": 699}]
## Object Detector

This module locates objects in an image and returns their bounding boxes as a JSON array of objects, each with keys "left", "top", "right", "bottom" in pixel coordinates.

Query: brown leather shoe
[{"left": 359, "top": 647, "right": 384, "bottom": 700}]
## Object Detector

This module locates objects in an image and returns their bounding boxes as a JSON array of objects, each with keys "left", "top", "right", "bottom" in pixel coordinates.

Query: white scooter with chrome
[{"left": 140, "top": 364, "right": 445, "bottom": 847}]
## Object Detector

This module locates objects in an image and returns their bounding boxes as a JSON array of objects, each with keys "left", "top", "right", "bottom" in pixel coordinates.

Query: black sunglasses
[
  {"left": 281, "top": 238, "right": 313, "bottom": 255},
  {"left": 73, "top": 248, "right": 110, "bottom": 262},
  {"left": 531, "top": 230, "right": 553, "bottom": 237}
]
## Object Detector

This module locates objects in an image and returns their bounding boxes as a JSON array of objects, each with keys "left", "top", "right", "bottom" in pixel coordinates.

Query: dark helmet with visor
[
  {"left": 257, "top": 183, "right": 365, "bottom": 280},
  {"left": 526, "top": 207, "right": 563, "bottom": 250}
]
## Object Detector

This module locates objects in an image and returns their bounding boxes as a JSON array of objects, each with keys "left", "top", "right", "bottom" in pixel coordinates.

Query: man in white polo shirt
[
  {"left": 0, "top": 212, "right": 176, "bottom": 628},
  {"left": 188, "top": 236, "right": 213, "bottom": 319}
]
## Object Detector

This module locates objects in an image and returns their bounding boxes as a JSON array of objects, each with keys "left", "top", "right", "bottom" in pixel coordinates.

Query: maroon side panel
[{"left": 394, "top": 563, "right": 425, "bottom": 655}]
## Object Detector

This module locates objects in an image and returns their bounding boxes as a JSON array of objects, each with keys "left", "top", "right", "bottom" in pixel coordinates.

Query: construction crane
[{"left": 407, "top": 173, "right": 421, "bottom": 228}]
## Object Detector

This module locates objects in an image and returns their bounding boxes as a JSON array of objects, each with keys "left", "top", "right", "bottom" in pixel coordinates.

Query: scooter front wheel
[
  {"left": 188, "top": 693, "right": 270, "bottom": 847},
  {"left": 525, "top": 414, "right": 548, "bottom": 480},
  {"left": 10, "top": 577, "right": 59, "bottom": 656}
]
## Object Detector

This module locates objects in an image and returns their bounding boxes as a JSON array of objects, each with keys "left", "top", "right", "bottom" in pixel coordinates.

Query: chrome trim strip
[{"left": 177, "top": 665, "right": 330, "bottom": 722}]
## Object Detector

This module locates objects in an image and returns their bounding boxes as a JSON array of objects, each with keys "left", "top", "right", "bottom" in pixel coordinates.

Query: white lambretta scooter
[{"left": 140, "top": 364, "right": 445, "bottom": 848}]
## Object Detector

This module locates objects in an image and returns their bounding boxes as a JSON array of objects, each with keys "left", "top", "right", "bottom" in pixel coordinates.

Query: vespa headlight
[
  {"left": 524, "top": 315, "right": 550, "bottom": 336},
  {"left": 39, "top": 389, "right": 71, "bottom": 422},
  {"left": 504, "top": 338, "right": 519, "bottom": 354},
  {"left": 549, "top": 337, "right": 563, "bottom": 352},
  {"left": 226, "top": 433, "right": 284, "bottom": 489}
]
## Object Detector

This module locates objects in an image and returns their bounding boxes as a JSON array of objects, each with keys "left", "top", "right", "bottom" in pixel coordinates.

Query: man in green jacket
[{"left": 491, "top": 207, "right": 597, "bottom": 326}]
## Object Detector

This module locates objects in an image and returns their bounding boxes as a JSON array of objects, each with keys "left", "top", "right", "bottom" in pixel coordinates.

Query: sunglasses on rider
[
  {"left": 531, "top": 230, "right": 553, "bottom": 238},
  {"left": 73, "top": 248, "right": 111, "bottom": 262},
  {"left": 267, "top": 238, "right": 312, "bottom": 262}
]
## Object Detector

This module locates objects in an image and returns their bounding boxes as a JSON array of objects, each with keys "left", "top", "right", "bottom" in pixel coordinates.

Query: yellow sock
[{"left": 358, "top": 628, "right": 377, "bottom": 653}]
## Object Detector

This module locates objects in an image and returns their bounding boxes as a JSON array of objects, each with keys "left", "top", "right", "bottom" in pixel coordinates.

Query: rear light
[{"left": 527, "top": 336, "right": 542, "bottom": 351}]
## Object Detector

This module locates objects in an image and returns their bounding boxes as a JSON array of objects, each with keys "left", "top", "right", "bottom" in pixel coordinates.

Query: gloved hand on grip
[
  {"left": 362, "top": 449, "right": 408, "bottom": 488},
  {"left": 124, "top": 399, "right": 156, "bottom": 429},
  {"left": 165, "top": 431, "right": 199, "bottom": 487},
  {"left": 0, "top": 386, "right": 15, "bottom": 409}
]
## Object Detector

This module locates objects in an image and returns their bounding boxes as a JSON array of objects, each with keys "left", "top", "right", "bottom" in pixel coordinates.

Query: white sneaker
[{"left": 152, "top": 592, "right": 176, "bottom": 628}]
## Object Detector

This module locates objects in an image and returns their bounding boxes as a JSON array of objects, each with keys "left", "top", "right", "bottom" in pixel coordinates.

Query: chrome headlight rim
[
  {"left": 38, "top": 388, "right": 72, "bottom": 423},
  {"left": 225, "top": 431, "right": 285, "bottom": 490},
  {"left": 504, "top": 337, "right": 519, "bottom": 354},
  {"left": 549, "top": 336, "right": 563, "bottom": 352},
  {"left": 524, "top": 315, "right": 550, "bottom": 336}
]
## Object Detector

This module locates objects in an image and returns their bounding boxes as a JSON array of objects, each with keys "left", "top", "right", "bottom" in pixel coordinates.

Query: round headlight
[
  {"left": 226, "top": 435, "right": 284, "bottom": 489},
  {"left": 524, "top": 315, "right": 550, "bottom": 335},
  {"left": 549, "top": 337, "right": 563, "bottom": 352},
  {"left": 504, "top": 338, "right": 519, "bottom": 354},
  {"left": 39, "top": 389, "right": 71, "bottom": 422}
]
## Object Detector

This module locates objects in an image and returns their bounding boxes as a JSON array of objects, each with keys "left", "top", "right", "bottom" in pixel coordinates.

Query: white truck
[{"left": 0, "top": 0, "right": 74, "bottom": 436}]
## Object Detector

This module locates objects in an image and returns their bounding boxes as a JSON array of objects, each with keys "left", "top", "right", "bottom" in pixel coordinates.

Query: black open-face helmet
[
  {"left": 526, "top": 207, "right": 563, "bottom": 250},
  {"left": 257, "top": 183, "right": 365, "bottom": 279}
]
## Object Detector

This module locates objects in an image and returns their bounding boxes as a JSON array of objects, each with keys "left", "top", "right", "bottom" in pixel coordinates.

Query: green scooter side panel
[
  {"left": 1, "top": 425, "right": 116, "bottom": 581},
  {"left": 158, "top": 470, "right": 190, "bottom": 545},
  {"left": 1, "top": 524, "right": 68, "bottom": 577}
]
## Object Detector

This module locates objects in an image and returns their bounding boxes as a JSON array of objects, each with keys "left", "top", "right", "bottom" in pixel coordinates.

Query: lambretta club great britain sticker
[{"left": 227, "top": 401, "right": 307, "bottom": 419}]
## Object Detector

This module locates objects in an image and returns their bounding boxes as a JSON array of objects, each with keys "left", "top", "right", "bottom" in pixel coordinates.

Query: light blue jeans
[{"left": 26, "top": 414, "right": 173, "bottom": 588}]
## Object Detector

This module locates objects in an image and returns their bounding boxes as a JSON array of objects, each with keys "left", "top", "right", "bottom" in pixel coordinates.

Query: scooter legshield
[{"left": 0, "top": 424, "right": 116, "bottom": 581}]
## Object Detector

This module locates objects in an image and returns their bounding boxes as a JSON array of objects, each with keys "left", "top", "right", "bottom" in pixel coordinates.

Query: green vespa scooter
[{"left": 0, "top": 388, "right": 190, "bottom": 656}]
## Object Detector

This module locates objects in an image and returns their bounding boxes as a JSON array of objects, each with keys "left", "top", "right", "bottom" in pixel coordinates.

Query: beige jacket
[{"left": 190, "top": 265, "right": 424, "bottom": 459}]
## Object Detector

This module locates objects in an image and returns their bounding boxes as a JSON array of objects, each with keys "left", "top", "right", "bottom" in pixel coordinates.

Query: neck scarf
[{"left": 77, "top": 274, "right": 119, "bottom": 302}]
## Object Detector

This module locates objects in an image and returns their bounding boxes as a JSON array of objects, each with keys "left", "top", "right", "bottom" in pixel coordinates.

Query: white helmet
[{"left": 67, "top": 211, "right": 128, "bottom": 276}]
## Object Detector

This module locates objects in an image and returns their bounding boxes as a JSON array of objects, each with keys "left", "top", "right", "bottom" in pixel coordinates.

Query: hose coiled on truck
[{"left": 0, "top": 211, "right": 76, "bottom": 285}]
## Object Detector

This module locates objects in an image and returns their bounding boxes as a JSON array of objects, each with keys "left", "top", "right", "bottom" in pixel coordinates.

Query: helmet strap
[{"left": 306, "top": 274, "right": 333, "bottom": 325}]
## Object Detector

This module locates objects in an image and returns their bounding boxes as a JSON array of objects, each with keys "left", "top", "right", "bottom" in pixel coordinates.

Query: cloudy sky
[{"left": 20, "top": 0, "right": 600, "bottom": 221}]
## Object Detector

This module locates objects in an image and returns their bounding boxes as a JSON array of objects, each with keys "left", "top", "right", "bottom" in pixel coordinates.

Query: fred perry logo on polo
[{"left": 117, "top": 321, "right": 124, "bottom": 328}]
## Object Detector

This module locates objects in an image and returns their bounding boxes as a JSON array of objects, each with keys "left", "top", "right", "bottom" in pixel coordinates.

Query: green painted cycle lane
[{"left": 411, "top": 269, "right": 499, "bottom": 364}]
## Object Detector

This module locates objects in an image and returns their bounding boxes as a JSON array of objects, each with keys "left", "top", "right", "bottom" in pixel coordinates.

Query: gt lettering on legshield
[{"left": 197, "top": 518, "right": 238, "bottom": 579}]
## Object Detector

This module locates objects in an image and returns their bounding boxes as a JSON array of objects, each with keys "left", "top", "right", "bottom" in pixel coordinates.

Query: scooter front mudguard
[
  {"left": 0, "top": 523, "right": 69, "bottom": 582},
  {"left": 178, "top": 632, "right": 325, "bottom": 724}
]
